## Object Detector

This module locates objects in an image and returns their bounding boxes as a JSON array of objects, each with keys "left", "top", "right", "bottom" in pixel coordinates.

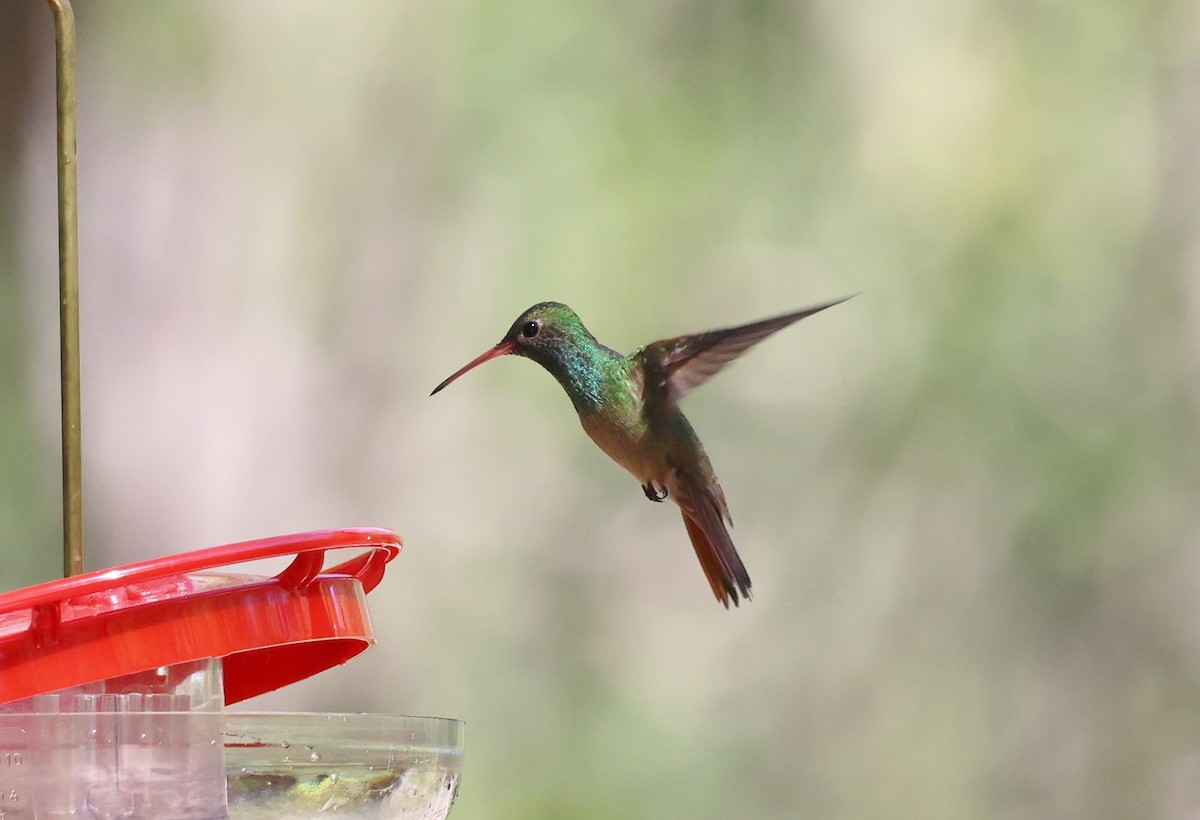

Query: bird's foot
[{"left": 642, "top": 481, "right": 668, "bottom": 502}]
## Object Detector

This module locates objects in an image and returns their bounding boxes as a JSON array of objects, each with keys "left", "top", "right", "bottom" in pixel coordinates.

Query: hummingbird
[{"left": 431, "top": 296, "right": 851, "bottom": 607}]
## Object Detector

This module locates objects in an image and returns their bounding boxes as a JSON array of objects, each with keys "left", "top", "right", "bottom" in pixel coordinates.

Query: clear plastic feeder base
[
  {"left": 0, "top": 709, "right": 462, "bottom": 819},
  {"left": 0, "top": 661, "right": 462, "bottom": 820}
]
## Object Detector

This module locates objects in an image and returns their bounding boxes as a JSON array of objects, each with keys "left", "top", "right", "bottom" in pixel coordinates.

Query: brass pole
[{"left": 44, "top": 0, "right": 83, "bottom": 577}]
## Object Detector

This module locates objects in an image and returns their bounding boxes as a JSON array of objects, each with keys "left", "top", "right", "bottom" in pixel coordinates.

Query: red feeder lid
[{"left": 0, "top": 528, "right": 401, "bottom": 706}]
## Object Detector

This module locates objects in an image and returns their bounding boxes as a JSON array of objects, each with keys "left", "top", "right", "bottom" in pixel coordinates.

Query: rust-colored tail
[{"left": 681, "top": 501, "right": 751, "bottom": 608}]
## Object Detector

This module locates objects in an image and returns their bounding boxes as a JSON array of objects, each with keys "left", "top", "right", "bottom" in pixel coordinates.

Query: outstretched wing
[{"left": 637, "top": 295, "right": 853, "bottom": 408}]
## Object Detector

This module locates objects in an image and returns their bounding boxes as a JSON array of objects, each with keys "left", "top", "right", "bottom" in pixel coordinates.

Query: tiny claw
[{"left": 642, "top": 482, "right": 668, "bottom": 502}]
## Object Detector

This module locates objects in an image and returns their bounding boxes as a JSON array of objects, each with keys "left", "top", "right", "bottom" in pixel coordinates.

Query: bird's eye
[{"left": 521, "top": 320, "right": 540, "bottom": 339}]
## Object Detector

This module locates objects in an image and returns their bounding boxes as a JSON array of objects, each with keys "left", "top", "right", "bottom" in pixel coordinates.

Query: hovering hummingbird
[{"left": 431, "top": 296, "right": 851, "bottom": 607}]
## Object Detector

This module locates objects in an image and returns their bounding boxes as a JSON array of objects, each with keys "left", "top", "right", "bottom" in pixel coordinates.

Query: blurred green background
[{"left": 3, "top": 1, "right": 1200, "bottom": 817}]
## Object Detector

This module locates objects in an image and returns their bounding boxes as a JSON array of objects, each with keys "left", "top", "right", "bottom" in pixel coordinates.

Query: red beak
[{"left": 430, "top": 340, "right": 515, "bottom": 395}]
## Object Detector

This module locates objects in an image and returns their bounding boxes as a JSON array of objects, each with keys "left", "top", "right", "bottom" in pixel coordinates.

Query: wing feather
[{"left": 637, "top": 295, "right": 853, "bottom": 407}]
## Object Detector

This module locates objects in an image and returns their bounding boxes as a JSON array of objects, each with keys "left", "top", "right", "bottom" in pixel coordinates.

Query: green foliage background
[{"left": 2, "top": 1, "right": 1200, "bottom": 817}]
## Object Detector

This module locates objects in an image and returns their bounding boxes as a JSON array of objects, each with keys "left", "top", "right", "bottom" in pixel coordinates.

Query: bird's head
[{"left": 431, "top": 302, "right": 588, "bottom": 395}]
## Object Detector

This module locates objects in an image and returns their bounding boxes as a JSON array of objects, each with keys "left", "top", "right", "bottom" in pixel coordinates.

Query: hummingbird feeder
[{"left": 0, "top": 4, "right": 463, "bottom": 817}]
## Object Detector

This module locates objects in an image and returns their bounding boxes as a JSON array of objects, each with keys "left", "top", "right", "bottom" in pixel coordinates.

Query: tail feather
[{"left": 681, "top": 500, "right": 752, "bottom": 608}]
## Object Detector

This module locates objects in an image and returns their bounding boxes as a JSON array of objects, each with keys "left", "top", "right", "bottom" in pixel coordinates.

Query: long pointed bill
[{"left": 430, "top": 340, "right": 515, "bottom": 395}]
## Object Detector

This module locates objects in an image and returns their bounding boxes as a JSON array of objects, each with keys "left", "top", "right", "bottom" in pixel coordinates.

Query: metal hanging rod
[{"left": 44, "top": 0, "right": 83, "bottom": 577}]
